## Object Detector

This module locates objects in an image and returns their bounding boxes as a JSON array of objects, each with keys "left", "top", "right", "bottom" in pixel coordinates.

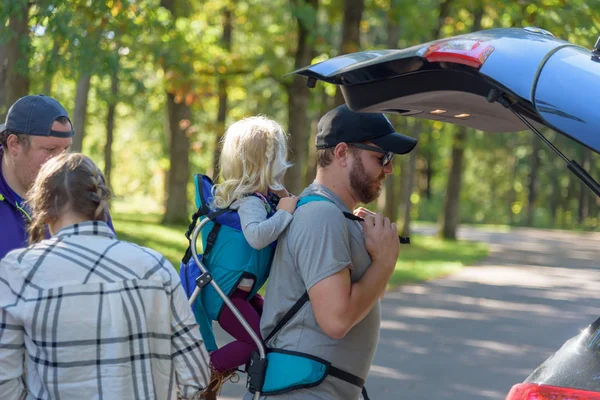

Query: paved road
[{"left": 217, "top": 226, "right": 600, "bottom": 399}]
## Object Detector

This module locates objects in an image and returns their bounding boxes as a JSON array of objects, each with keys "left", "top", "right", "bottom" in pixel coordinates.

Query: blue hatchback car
[{"left": 292, "top": 27, "right": 600, "bottom": 399}]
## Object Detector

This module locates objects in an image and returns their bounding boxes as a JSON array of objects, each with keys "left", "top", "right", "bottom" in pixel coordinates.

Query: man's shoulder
[
  {"left": 295, "top": 197, "right": 342, "bottom": 219},
  {"left": 290, "top": 199, "right": 348, "bottom": 236}
]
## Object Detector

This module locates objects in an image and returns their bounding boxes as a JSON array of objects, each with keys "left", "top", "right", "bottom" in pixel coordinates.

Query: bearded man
[{"left": 244, "top": 104, "right": 417, "bottom": 400}]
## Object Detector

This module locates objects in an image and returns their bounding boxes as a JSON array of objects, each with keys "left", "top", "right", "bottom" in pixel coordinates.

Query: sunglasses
[{"left": 348, "top": 143, "right": 394, "bottom": 166}]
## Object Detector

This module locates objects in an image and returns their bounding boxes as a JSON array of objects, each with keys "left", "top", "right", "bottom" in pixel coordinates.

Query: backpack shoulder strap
[
  {"left": 264, "top": 291, "right": 309, "bottom": 344},
  {"left": 182, "top": 174, "right": 230, "bottom": 264},
  {"left": 298, "top": 194, "right": 410, "bottom": 244}
]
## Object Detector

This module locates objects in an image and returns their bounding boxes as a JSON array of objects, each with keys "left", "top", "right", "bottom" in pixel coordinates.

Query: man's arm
[
  {"left": 308, "top": 213, "right": 399, "bottom": 339},
  {"left": 0, "top": 258, "right": 27, "bottom": 400}
]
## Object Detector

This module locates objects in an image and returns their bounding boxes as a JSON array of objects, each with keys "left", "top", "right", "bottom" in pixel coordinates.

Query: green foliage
[{"left": 6, "top": 0, "right": 599, "bottom": 230}]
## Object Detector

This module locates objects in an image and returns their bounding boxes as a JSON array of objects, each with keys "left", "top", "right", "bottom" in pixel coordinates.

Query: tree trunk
[
  {"left": 578, "top": 147, "right": 591, "bottom": 224},
  {"left": 419, "top": 0, "right": 456, "bottom": 199},
  {"left": 526, "top": 135, "right": 541, "bottom": 226},
  {"left": 285, "top": 0, "right": 318, "bottom": 196},
  {"left": 334, "top": 0, "right": 365, "bottom": 106},
  {"left": 506, "top": 153, "right": 517, "bottom": 225},
  {"left": 400, "top": 121, "right": 421, "bottom": 237},
  {"left": 211, "top": 4, "right": 234, "bottom": 179},
  {"left": 438, "top": 6, "right": 482, "bottom": 239},
  {"left": 163, "top": 93, "right": 192, "bottom": 224},
  {"left": 104, "top": 63, "right": 119, "bottom": 192},
  {"left": 440, "top": 127, "right": 467, "bottom": 240},
  {"left": 161, "top": 0, "right": 193, "bottom": 224},
  {"left": 0, "top": 42, "right": 7, "bottom": 116},
  {"left": 306, "top": 87, "right": 332, "bottom": 185},
  {"left": 4, "top": 0, "right": 30, "bottom": 115},
  {"left": 71, "top": 74, "right": 92, "bottom": 153},
  {"left": 382, "top": 0, "right": 403, "bottom": 221},
  {"left": 432, "top": 0, "right": 455, "bottom": 39},
  {"left": 42, "top": 40, "right": 61, "bottom": 96}
]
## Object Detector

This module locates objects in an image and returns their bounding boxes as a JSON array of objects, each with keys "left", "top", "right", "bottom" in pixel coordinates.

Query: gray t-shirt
[{"left": 244, "top": 182, "right": 380, "bottom": 400}]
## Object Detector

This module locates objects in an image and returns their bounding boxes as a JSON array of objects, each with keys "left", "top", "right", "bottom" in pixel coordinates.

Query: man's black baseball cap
[
  {"left": 316, "top": 104, "right": 417, "bottom": 154},
  {"left": 0, "top": 95, "right": 74, "bottom": 138}
]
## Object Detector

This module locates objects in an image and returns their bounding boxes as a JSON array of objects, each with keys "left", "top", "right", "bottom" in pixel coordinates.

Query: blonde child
[{"left": 208, "top": 116, "right": 297, "bottom": 386}]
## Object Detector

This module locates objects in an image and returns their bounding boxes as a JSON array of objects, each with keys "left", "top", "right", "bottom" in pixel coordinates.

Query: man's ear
[
  {"left": 5, "top": 134, "right": 22, "bottom": 157},
  {"left": 334, "top": 143, "right": 350, "bottom": 167}
]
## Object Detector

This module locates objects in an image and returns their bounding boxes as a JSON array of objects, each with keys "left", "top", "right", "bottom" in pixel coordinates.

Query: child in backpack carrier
[{"left": 208, "top": 116, "right": 298, "bottom": 391}]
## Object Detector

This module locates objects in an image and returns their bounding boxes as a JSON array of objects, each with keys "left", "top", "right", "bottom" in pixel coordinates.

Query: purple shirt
[
  {"left": 0, "top": 147, "right": 115, "bottom": 261},
  {"left": 0, "top": 148, "right": 30, "bottom": 261}
]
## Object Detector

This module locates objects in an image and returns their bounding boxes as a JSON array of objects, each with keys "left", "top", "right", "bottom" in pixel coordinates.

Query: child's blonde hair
[{"left": 212, "top": 116, "right": 291, "bottom": 209}]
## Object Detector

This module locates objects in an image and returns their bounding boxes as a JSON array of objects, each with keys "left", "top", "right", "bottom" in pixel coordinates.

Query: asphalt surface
[{"left": 216, "top": 225, "right": 600, "bottom": 399}]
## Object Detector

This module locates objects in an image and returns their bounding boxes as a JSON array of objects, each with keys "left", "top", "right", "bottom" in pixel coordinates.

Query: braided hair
[
  {"left": 25, "top": 153, "right": 111, "bottom": 244},
  {"left": 213, "top": 116, "right": 291, "bottom": 209}
]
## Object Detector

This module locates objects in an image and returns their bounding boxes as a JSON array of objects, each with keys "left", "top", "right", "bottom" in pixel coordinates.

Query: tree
[
  {"left": 1, "top": 0, "right": 30, "bottom": 118},
  {"left": 440, "top": 126, "right": 467, "bottom": 239},
  {"left": 334, "top": 0, "right": 365, "bottom": 105},
  {"left": 211, "top": 3, "right": 235, "bottom": 178},
  {"left": 285, "top": 0, "right": 319, "bottom": 195},
  {"left": 160, "top": 0, "right": 196, "bottom": 224},
  {"left": 526, "top": 135, "right": 542, "bottom": 226},
  {"left": 104, "top": 55, "right": 119, "bottom": 191},
  {"left": 439, "top": 2, "right": 483, "bottom": 239}
]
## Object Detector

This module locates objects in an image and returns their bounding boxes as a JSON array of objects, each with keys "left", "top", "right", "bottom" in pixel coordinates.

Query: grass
[
  {"left": 112, "top": 211, "right": 489, "bottom": 288},
  {"left": 112, "top": 211, "right": 190, "bottom": 269}
]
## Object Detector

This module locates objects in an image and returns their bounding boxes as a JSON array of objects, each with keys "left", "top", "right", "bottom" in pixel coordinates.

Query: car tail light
[
  {"left": 506, "top": 383, "right": 600, "bottom": 399},
  {"left": 422, "top": 39, "right": 495, "bottom": 68}
]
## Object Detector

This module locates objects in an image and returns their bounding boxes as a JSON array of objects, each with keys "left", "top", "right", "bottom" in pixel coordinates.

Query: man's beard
[{"left": 349, "top": 158, "right": 384, "bottom": 204}]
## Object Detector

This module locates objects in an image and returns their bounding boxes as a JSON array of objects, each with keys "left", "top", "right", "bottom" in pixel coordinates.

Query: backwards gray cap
[{"left": 0, "top": 95, "right": 74, "bottom": 138}]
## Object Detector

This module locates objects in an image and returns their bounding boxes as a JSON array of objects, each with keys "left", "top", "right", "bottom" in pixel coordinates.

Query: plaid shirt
[{"left": 0, "top": 221, "right": 210, "bottom": 400}]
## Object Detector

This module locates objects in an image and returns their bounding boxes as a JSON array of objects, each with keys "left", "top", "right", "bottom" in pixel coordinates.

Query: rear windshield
[
  {"left": 525, "top": 317, "right": 600, "bottom": 392},
  {"left": 534, "top": 46, "right": 600, "bottom": 154}
]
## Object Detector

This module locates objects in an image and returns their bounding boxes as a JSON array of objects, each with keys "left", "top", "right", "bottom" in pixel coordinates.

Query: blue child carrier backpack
[{"left": 180, "top": 174, "right": 276, "bottom": 352}]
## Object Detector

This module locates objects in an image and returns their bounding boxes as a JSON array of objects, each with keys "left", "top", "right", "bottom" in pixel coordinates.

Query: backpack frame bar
[{"left": 187, "top": 217, "right": 266, "bottom": 400}]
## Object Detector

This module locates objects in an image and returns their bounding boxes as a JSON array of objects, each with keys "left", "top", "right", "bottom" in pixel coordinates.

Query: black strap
[
  {"left": 181, "top": 206, "right": 230, "bottom": 264},
  {"left": 262, "top": 291, "right": 369, "bottom": 394},
  {"left": 362, "top": 386, "right": 370, "bottom": 400},
  {"left": 264, "top": 291, "right": 309, "bottom": 344},
  {"left": 329, "top": 365, "right": 365, "bottom": 388},
  {"left": 203, "top": 222, "right": 221, "bottom": 256},
  {"left": 343, "top": 212, "right": 410, "bottom": 244}
]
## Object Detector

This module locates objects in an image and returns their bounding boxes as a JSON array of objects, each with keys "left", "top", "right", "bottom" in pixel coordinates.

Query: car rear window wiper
[{"left": 487, "top": 88, "right": 600, "bottom": 198}]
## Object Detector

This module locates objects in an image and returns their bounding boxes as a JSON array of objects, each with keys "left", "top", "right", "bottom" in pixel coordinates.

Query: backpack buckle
[
  {"left": 247, "top": 351, "right": 268, "bottom": 393},
  {"left": 195, "top": 272, "right": 213, "bottom": 289}
]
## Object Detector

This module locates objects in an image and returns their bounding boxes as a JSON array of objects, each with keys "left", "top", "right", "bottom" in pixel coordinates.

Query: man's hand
[
  {"left": 360, "top": 213, "right": 399, "bottom": 268},
  {"left": 276, "top": 195, "right": 298, "bottom": 214},
  {"left": 270, "top": 187, "right": 290, "bottom": 198},
  {"left": 353, "top": 206, "right": 375, "bottom": 219}
]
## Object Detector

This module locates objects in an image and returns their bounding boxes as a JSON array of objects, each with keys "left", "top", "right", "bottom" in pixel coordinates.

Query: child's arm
[{"left": 238, "top": 196, "right": 296, "bottom": 250}]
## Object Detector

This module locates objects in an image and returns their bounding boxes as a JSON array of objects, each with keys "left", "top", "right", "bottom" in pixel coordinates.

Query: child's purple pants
[{"left": 210, "top": 289, "right": 264, "bottom": 373}]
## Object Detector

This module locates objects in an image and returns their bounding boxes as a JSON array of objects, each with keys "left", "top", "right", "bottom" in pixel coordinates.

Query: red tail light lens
[
  {"left": 506, "top": 383, "right": 600, "bottom": 399},
  {"left": 422, "top": 39, "right": 495, "bottom": 68}
]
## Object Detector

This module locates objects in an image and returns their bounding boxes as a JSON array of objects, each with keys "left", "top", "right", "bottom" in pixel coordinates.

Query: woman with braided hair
[
  {"left": 0, "top": 153, "right": 210, "bottom": 400},
  {"left": 206, "top": 116, "right": 297, "bottom": 390}
]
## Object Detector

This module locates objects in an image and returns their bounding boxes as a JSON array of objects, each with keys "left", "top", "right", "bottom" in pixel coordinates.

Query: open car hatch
[{"left": 291, "top": 27, "right": 600, "bottom": 197}]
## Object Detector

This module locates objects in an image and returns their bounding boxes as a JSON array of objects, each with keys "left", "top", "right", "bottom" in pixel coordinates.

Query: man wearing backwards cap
[
  {"left": 0, "top": 95, "right": 75, "bottom": 260},
  {"left": 247, "top": 105, "right": 417, "bottom": 400}
]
